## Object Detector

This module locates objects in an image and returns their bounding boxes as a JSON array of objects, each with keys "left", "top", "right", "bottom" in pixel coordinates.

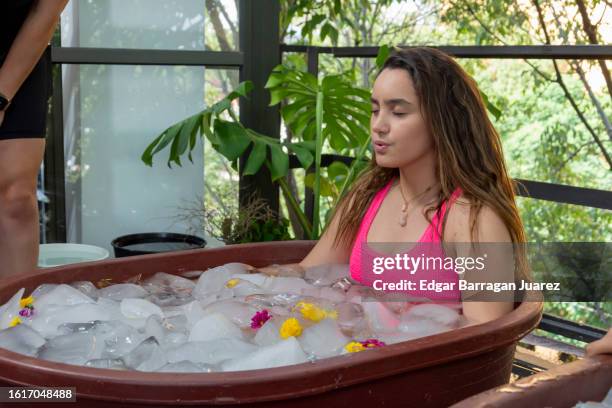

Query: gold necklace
[{"left": 397, "top": 180, "right": 436, "bottom": 227}]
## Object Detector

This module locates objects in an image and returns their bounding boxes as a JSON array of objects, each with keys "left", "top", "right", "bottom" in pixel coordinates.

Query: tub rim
[{"left": 450, "top": 354, "right": 612, "bottom": 408}]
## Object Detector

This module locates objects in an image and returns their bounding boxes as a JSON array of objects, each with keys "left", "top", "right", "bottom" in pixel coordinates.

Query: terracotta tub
[
  {"left": 451, "top": 354, "right": 612, "bottom": 408},
  {"left": 0, "top": 240, "right": 543, "bottom": 407}
]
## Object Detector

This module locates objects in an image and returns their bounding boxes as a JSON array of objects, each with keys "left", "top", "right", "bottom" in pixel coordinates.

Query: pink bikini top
[{"left": 349, "top": 177, "right": 463, "bottom": 302}]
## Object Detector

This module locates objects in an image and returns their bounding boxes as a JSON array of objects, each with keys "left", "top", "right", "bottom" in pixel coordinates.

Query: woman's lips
[{"left": 373, "top": 141, "right": 390, "bottom": 153}]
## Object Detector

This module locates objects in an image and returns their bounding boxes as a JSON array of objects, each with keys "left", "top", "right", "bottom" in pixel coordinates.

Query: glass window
[
  {"left": 61, "top": 0, "right": 239, "bottom": 51},
  {"left": 60, "top": 63, "right": 239, "bottom": 251}
]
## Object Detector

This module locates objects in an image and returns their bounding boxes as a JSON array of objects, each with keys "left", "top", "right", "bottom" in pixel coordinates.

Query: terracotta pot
[
  {"left": 451, "top": 354, "right": 612, "bottom": 408},
  {"left": 0, "top": 240, "right": 543, "bottom": 407}
]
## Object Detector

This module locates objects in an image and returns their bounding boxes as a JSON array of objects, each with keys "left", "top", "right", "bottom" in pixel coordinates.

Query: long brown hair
[{"left": 327, "top": 47, "right": 529, "bottom": 280}]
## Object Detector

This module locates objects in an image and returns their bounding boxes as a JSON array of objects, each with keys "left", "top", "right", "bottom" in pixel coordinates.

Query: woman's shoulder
[{"left": 445, "top": 193, "right": 511, "bottom": 243}]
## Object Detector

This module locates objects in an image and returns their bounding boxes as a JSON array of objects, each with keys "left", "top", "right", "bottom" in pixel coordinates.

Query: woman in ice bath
[{"left": 257, "top": 47, "right": 528, "bottom": 326}]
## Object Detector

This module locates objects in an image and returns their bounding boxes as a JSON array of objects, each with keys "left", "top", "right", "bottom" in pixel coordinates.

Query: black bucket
[{"left": 111, "top": 232, "right": 207, "bottom": 258}]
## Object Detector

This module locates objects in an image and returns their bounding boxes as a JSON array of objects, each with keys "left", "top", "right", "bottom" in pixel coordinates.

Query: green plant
[
  {"left": 265, "top": 64, "right": 372, "bottom": 236},
  {"left": 142, "top": 64, "right": 372, "bottom": 239},
  {"left": 172, "top": 195, "right": 290, "bottom": 244}
]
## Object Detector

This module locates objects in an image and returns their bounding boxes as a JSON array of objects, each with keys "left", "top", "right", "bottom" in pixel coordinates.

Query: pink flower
[
  {"left": 18, "top": 308, "right": 33, "bottom": 318},
  {"left": 360, "top": 339, "right": 386, "bottom": 348},
  {"left": 250, "top": 309, "right": 271, "bottom": 329}
]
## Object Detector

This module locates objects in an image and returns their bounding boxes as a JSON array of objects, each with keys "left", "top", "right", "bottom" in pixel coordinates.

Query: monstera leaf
[
  {"left": 142, "top": 81, "right": 315, "bottom": 182},
  {"left": 265, "top": 65, "right": 371, "bottom": 236},
  {"left": 266, "top": 65, "right": 370, "bottom": 149},
  {"left": 142, "top": 81, "right": 254, "bottom": 168}
]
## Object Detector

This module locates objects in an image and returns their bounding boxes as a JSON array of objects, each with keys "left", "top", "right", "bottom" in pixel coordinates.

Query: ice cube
[
  {"left": 180, "top": 300, "right": 206, "bottom": 328},
  {"left": 253, "top": 319, "right": 281, "bottom": 347},
  {"left": 229, "top": 273, "right": 267, "bottom": 287},
  {"left": 146, "top": 292, "right": 191, "bottom": 307},
  {"left": 304, "top": 264, "right": 349, "bottom": 286},
  {"left": 98, "top": 284, "right": 148, "bottom": 301},
  {"left": 202, "top": 300, "right": 257, "bottom": 328},
  {"left": 0, "top": 288, "right": 24, "bottom": 330},
  {"left": 143, "top": 272, "right": 195, "bottom": 295},
  {"left": 31, "top": 284, "right": 57, "bottom": 299},
  {"left": 198, "top": 288, "right": 234, "bottom": 308},
  {"left": 58, "top": 322, "right": 97, "bottom": 334},
  {"left": 336, "top": 302, "right": 367, "bottom": 337},
  {"left": 85, "top": 358, "right": 127, "bottom": 370},
  {"left": 395, "top": 304, "right": 460, "bottom": 340},
  {"left": 70, "top": 281, "right": 99, "bottom": 300},
  {"left": 157, "top": 360, "right": 204, "bottom": 373},
  {"left": 362, "top": 301, "right": 400, "bottom": 333},
  {"left": 39, "top": 332, "right": 102, "bottom": 365},
  {"left": 260, "top": 277, "right": 314, "bottom": 294},
  {"left": 163, "top": 314, "right": 189, "bottom": 333},
  {"left": 29, "top": 303, "right": 112, "bottom": 338},
  {"left": 165, "top": 338, "right": 257, "bottom": 365},
  {"left": 401, "top": 304, "right": 460, "bottom": 327},
  {"left": 35, "top": 284, "right": 95, "bottom": 309},
  {"left": 397, "top": 317, "right": 452, "bottom": 339},
  {"left": 193, "top": 263, "right": 252, "bottom": 299},
  {"left": 120, "top": 298, "right": 164, "bottom": 320},
  {"left": 189, "top": 313, "right": 243, "bottom": 342},
  {"left": 0, "top": 324, "right": 46, "bottom": 356},
  {"left": 318, "top": 287, "right": 347, "bottom": 303},
  {"left": 161, "top": 332, "right": 188, "bottom": 348},
  {"left": 160, "top": 305, "right": 185, "bottom": 319},
  {"left": 221, "top": 337, "right": 308, "bottom": 372},
  {"left": 244, "top": 293, "right": 301, "bottom": 309},
  {"left": 230, "top": 280, "right": 266, "bottom": 297},
  {"left": 122, "top": 337, "right": 167, "bottom": 372},
  {"left": 96, "top": 298, "right": 123, "bottom": 319},
  {"left": 144, "top": 315, "right": 165, "bottom": 342},
  {"left": 101, "top": 322, "right": 147, "bottom": 359},
  {"left": 298, "top": 319, "right": 349, "bottom": 358}
]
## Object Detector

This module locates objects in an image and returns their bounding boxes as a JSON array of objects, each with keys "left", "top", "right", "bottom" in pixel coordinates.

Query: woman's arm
[
  {"left": 449, "top": 203, "right": 515, "bottom": 325},
  {"left": 299, "top": 201, "right": 354, "bottom": 268},
  {"left": 0, "top": 0, "right": 68, "bottom": 113},
  {"left": 255, "top": 198, "right": 354, "bottom": 276}
]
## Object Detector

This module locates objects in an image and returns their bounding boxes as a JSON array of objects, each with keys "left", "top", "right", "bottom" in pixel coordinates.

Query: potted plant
[{"left": 142, "top": 64, "right": 372, "bottom": 240}]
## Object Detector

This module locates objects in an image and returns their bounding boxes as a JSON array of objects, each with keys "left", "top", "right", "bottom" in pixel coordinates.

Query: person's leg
[{"left": 0, "top": 137, "right": 45, "bottom": 279}]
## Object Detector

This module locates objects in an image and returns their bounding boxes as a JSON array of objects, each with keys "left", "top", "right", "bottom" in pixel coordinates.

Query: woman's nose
[{"left": 372, "top": 114, "right": 389, "bottom": 135}]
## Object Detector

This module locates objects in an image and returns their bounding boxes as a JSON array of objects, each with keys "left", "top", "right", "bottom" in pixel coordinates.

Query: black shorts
[{"left": 0, "top": 47, "right": 52, "bottom": 140}]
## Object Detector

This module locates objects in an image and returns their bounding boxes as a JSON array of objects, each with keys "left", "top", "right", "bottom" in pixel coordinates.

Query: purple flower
[
  {"left": 250, "top": 309, "right": 271, "bottom": 329},
  {"left": 361, "top": 338, "right": 386, "bottom": 348},
  {"left": 18, "top": 308, "right": 33, "bottom": 318}
]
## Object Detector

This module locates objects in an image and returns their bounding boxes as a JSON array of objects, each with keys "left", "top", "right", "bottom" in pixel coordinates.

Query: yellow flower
[
  {"left": 19, "top": 296, "right": 35, "bottom": 308},
  {"left": 344, "top": 341, "right": 366, "bottom": 353},
  {"left": 279, "top": 317, "right": 303, "bottom": 339},
  {"left": 225, "top": 278, "right": 240, "bottom": 288},
  {"left": 295, "top": 301, "right": 337, "bottom": 322},
  {"left": 326, "top": 310, "right": 338, "bottom": 320},
  {"left": 9, "top": 317, "right": 21, "bottom": 328}
]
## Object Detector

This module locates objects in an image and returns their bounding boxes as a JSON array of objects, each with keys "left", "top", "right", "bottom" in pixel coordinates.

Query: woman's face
[{"left": 370, "top": 68, "right": 434, "bottom": 168}]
